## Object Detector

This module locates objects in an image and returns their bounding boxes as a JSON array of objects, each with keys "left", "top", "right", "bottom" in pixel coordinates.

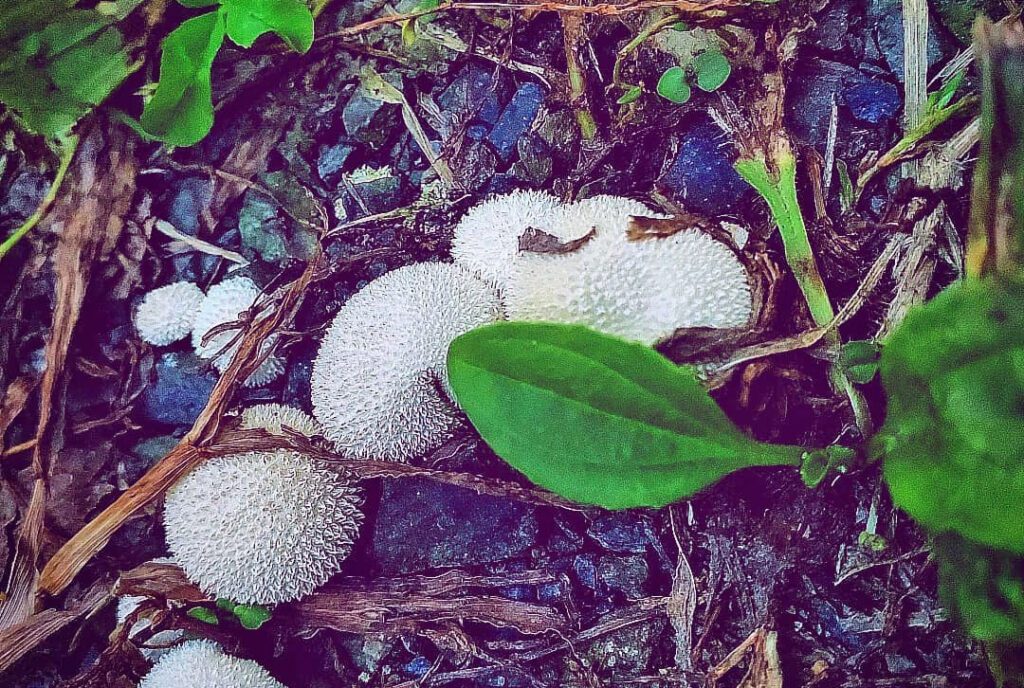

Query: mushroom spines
[
  {"left": 311, "top": 262, "right": 502, "bottom": 461},
  {"left": 134, "top": 281, "right": 205, "bottom": 346},
  {"left": 138, "top": 640, "right": 286, "bottom": 688},
  {"left": 240, "top": 403, "right": 320, "bottom": 437},
  {"left": 163, "top": 450, "right": 362, "bottom": 605}
]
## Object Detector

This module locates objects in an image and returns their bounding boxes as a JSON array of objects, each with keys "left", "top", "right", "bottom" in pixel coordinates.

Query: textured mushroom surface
[
  {"left": 191, "top": 277, "right": 284, "bottom": 387},
  {"left": 163, "top": 450, "right": 362, "bottom": 604},
  {"left": 311, "top": 262, "right": 502, "bottom": 461},
  {"left": 506, "top": 195, "right": 752, "bottom": 344},
  {"left": 451, "top": 190, "right": 562, "bottom": 289},
  {"left": 138, "top": 640, "right": 285, "bottom": 688},
  {"left": 134, "top": 282, "right": 205, "bottom": 346},
  {"left": 240, "top": 403, "right": 321, "bottom": 437}
]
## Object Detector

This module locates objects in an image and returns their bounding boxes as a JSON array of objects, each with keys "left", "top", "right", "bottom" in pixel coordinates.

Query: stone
[
  {"left": 370, "top": 478, "right": 539, "bottom": 574},
  {"left": 867, "top": 0, "right": 953, "bottom": 80},
  {"left": 343, "top": 174, "right": 404, "bottom": 217},
  {"left": 0, "top": 171, "right": 47, "bottom": 223},
  {"left": 572, "top": 553, "right": 598, "bottom": 590},
  {"left": 166, "top": 176, "right": 213, "bottom": 236},
  {"left": 660, "top": 119, "right": 753, "bottom": 216},
  {"left": 343, "top": 89, "right": 397, "bottom": 148},
  {"left": 124, "top": 436, "right": 179, "bottom": 485},
  {"left": 140, "top": 352, "right": 218, "bottom": 427},
  {"left": 597, "top": 555, "right": 649, "bottom": 598},
  {"left": 510, "top": 134, "right": 553, "bottom": 185},
  {"left": 575, "top": 618, "right": 666, "bottom": 676},
  {"left": 843, "top": 78, "right": 901, "bottom": 125},
  {"left": 437, "top": 66, "right": 508, "bottom": 129},
  {"left": 587, "top": 513, "right": 648, "bottom": 554},
  {"left": 487, "top": 82, "right": 545, "bottom": 163},
  {"left": 317, "top": 143, "right": 355, "bottom": 185},
  {"left": 450, "top": 140, "right": 499, "bottom": 194}
]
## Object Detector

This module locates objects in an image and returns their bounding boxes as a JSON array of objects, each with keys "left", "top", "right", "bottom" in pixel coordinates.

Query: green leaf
[
  {"left": 0, "top": 9, "right": 128, "bottom": 138},
  {"left": 880, "top": 277, "right": 1024, "bottom": 553},
  {"left": 671, "top": 21, "right": 689, "bottom": 31},
  {"left": 656, "top": 66, "right": 691, "bottom": 104},
  {"left": 215, "top": 597, "right": 238, "bottom": 612},
  {"left": 926, "top": 69, "right": 965, "bottom": 114},
  {"left": 616, "top": 85, "right": 642, "bottom": 105},
  {"left": 693, "top": 51, "right": 731, "bottom": 92},
  {"left": 179, "top": 0, "right": 220, "bottom": 6},
  {"left": 933, "top": 532, "right": 1024, "bottom": 643},
  {"left": 401, "top": 18, "right": 418, "bottom": 48},
  {"left": 140, "top": 10, "right": 226, "bottom": 147},
  {"left": 800, "top": 445, "right": 856, "bottom": 488},
  {"left": 220, "top": 0, "right": 314, "bottom": 53},
  {"left": 187, "top": 606, "right": 220, "bottom": 625},
  {"left": 841, "top": 339, "right": 881, "bottom": 384},
  {"left": 447, "top": 322, "right": 803, "bottom": 509},
  {"left": 232, "top": 603, "right": 272, "bottom": 629}
]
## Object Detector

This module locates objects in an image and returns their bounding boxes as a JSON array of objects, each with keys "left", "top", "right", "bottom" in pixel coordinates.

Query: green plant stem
[
  {"left": 0, "top": 134, "right": 79, "bottom": 261},
  {"left": 736, "top": 153, "right": 873, "bottom": 436},
  {"left": 612, "top": 13, "right": 679, "bottom": 90}
]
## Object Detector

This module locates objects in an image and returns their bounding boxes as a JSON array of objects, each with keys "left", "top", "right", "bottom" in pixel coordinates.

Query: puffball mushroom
[
  {"left": 311, "top": 262, "right": 503, "bottom": 461},
  {"left": 191, "top": 277, "right": 284, "bottom": 387},
  {"left": 138, "top": 640, "right": 285, "bottom": 688},
  {"left": 505, "top": 195, "right": 752, "bottom": 344},
  {"left": 239, "top": 403, "right": 321, "bottom": 437},
  {"left": 451, "top": 190, "right": 562, "bottom": 289},
  {"left": 163, "top": 449, "right": 362, "bottom": 604},
  {"left": 134, "top": 282, "right": 205, "bottom": 346}
]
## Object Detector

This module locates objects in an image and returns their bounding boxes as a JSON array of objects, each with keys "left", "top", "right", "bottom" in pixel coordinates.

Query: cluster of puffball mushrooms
[{"left": 127, "top": 192, "right": 752, "bottom": 685}]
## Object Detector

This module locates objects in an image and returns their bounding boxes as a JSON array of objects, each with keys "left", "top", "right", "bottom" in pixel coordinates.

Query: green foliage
[
  {"left": 140, "top": 11, "right": 226, "bottom": 147},
  {"left": 841, "top": 340, "right": 881, "bottom": 384},
  {"left": 0, "top": 6, "right": 129, "bottom": 137},
  {"left": 220, "top": 0, "right": 314, "bottom": 51},
  {"left": 879, "top": 276, "right": 1024, "bottom": 554},
  {"left": 800, "top": 445, "right": 856, "bottom": 488},
  {"left": 214, "top": 598, "right": 273, "bottom": 629},
  {"left": 933, "top": 532, "right": 1024, "bottom": 644},
  {"left": 187, "top": 606, "right": 220, "bottom": 625},
  {"left": 447, "top": 322, "right": 804, "bottom": 510},
  {"left": 692, "top": 50, "right": 731, "bottom": 92},
  {"left": 616, "top": 85, "right": 643, "bottom": 105},
  {"left": 656, "top": 66, "right": 691, "bottom": 104}
]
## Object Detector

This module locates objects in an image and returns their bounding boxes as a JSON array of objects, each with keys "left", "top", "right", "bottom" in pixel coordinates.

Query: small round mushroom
[
  {"left": 163, "top": 449, "right": 362, "bottom": 605},
  {"left": 311, "top": 262, "right": 503, "bottom": 461},
  {"left": 134, "top": 282, "right": 205, "bottom": 346},
  {"left": 505, "top": 195, "right": 752, "bottom": 344},
  {"left": 138, "top": 640, "right": 285, "bottom": 688},
  {"left": 451, "top": 190, "right": 562, "bottom": 289},
  {"left": 190, "top": 277, "right": 284, "bottom": 387},
  {"left": 239, "top": 404, "right": 321, "bottom": 437}
]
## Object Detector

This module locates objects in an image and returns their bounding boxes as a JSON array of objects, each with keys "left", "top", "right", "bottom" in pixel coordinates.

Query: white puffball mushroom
[
  {"left": 451, "top": 190, "right": 564, "bottom": 289},
  {"left": 506, "top": 195, "right": 752, "bottom": 344},
  {"left": 135, "top": 282, "right": 205, "bottom": 346},
  {"left": 163, "top": 450, "right": 362, "bottom": 605},
  {"left": 191, "top": 277, "right": 284, "bottom": 387},
  {"left": 138, "top": 640, "right": 285, "bottom": 688},
  {"left": 311, "top": 262, "right": 503, "bottom": 461},
  {"left": 239, "top": 404, "right": 321, "bottom": 437}
]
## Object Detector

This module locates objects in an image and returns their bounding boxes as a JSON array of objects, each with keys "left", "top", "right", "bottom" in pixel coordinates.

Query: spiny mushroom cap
[
  {"left": 163, "top": 450, "right": 362, "bottom": 605},
  {"left": 451, "top": 190, "right": 563, "bottom": 289},
  {"left": 311, "top": 262, "right": 503, "bottom": 461},
  {"left": 191, "top": 277, "right": 284, "bottom": 387},
  {"left": 138, "top": 640, "right": 285, "bottom": 688},
  {"left": 239, "top": 404, "right": 321, "bottom": 437},
  {"left": 505, "top": 195, "right": 752, "bottom": 344},
  {"left": 135, "top": 282, "right": 205, "bottom": 346}
]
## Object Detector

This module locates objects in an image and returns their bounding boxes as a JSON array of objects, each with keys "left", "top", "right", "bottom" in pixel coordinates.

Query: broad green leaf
[
  {"left": 447, "top": 322, "right": 803, "bottom": 509},
  {"left": 140, "top": 11, "right": 226, "bottom": 147},
  {"left": 693, "top": 51, "right": 731, "bottom": 92},
  {"left": 179, "top": 0, "right": 220, "bottom": 6},
  {"left": 880, "top": 277, "right": 1024, "bottom": 553},
  {"left": 926, "top": 69, "right": 965, "bottom": 114},
  {"left": 221, "top": 0, "right": 314, "bottom": 52},
  {"left": 656, "top": 66, "right": 691, "bottom": 104},
  {"left": 933, "top": 532, "right": 1024, "bottom": 643},
  {"left": 0, "top": 9, "right": 128, "bottom": 137},
  {"left": 616, "top": 85, "right": 642, "bottom": 105},
  {"left": 840, "top": 340, "right": 881, "bottom": 384},
  {"left": 187, "top": 606, "right": 220, "bottom": 624},
  {"left": 232, "top": 603, "right": 272, "bottom": 629}
]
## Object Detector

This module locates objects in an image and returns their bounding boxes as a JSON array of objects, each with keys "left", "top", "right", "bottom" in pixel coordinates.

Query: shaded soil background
[{"left": 0, "top": 0, "right": 1006, "bottom": 685}]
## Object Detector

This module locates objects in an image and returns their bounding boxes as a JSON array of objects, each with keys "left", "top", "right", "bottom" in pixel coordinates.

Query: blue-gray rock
[
  {"left": 867, "top": 0, "right": 953, "bottom": 80},
  {"left": 167, "top": 176, "right": 213, "bottom": 236},
  {"left": 438, "top": 66, "right": 508, "bottom": 127},
  {"left": 403, "top": 657, "right": 431, "bottom": 678},
  {"left": 844, "top": 79, "right": 902, "bottom": 125},
  {"left": 572, "top": 553, "right": 599, "bottom": 590},
  {"left": 283, "top": 353, "right": 314, "bottom": 408},
  {"left": 140, "top": 352, "right": 217, "bottom": 427},
  {"left": 317, "top": 143, "right": 355, "bottom": 184},
  {"left": 342, "top": 175, "right": 405, "bottom": 218},
  {"left": 487, "top": 82, "right": 545, "bottom": 163},
  {"left": 343, "top": 90, "right": 397, "bottom": 148},
  {"left": 597, "top": 554, "right": 649, "bottom": 598},
  {"left": 370, "top": 478, "right": 538, "bottom": 574},
  {"left": 0, "top": 171, "right": 47, "bottom": 223},
  {"left": 126, "top": 435, "right": 179, "bottom": 484},
  {"left": 588, "top": 513, "right": 648, "bottom": 554},
  {"left": 660, "top": 120, "right": 752, "bottom": 216}
]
